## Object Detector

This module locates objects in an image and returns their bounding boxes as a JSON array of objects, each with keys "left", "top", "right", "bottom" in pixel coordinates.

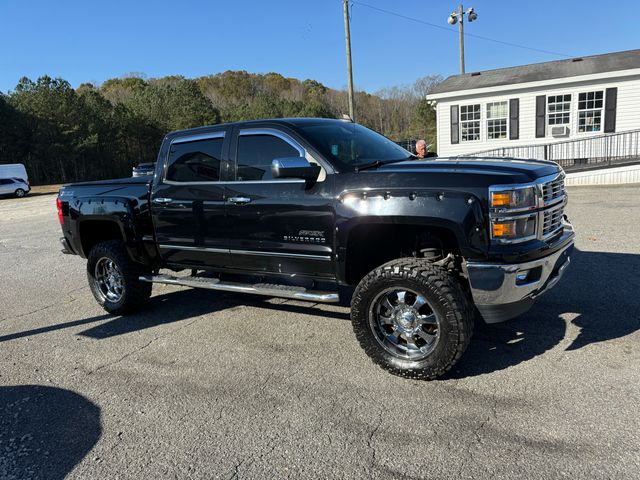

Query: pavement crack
[
  {"left": 0, "top": 286, "right": 86, "bottom": 324},
  {"left": 366, "top": 408, "right": 384, "bottom": 474},
  {"left": 87, "top": 317, "right": 201, "bottom": 375}
]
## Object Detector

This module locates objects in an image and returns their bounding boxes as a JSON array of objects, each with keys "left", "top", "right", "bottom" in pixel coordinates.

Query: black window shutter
[
  {"left": 604, "top": 87, "right": 617, "bottom": 133},
  {"left": 535, "top": 95, "right": 546, "bottom": 138},
  {"left": 509, "top": 98, "right": 519, "bottom": 140},
  {"left": 450, "top": 105, "right": 459, "bottom": 144}
]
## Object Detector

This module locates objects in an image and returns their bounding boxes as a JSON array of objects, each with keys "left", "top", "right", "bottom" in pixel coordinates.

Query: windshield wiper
[{"left": 355, "top": 157, "right": 413, "bottom": 172}]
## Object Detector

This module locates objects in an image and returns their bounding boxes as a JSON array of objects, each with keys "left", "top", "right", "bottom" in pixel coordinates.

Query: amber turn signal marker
[
  {"left": 491, "top": 192, "right": 512, "bottom": 207},
  {"left": 492, "top": 222, "right": 516, "bottom": 237}
]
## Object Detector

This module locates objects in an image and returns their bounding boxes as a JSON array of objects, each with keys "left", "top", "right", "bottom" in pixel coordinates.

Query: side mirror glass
[{"left": 271, "top": 157, "right": 321, "bottom": 182}]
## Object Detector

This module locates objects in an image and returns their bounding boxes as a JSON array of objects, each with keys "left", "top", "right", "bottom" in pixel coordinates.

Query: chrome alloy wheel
[
  {"left": 368, "top": 288, "right": 440, "bottom": 360},
  {"left": 94, "top": 257, "right": 125, "bottom": 303}
]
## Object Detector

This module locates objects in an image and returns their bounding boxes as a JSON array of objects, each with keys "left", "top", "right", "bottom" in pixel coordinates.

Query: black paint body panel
[{"left": 57, "top": 118, "right": 563, "bottom": 286}]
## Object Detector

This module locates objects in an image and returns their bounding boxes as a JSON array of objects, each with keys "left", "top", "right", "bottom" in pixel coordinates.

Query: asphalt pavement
[{"left": 0, "top": 186, "right": 638, "bottom": 480}]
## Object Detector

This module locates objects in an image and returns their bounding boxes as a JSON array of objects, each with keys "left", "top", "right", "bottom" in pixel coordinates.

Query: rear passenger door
[
  {"left": 0, "top": 179, "right": 12, "bottom": 195},
  {"left": 151, "top": 130, "right": 231, "bottom": 269},
  {"left": 225, "top": 127, "right": 336, "bottom": 279}
]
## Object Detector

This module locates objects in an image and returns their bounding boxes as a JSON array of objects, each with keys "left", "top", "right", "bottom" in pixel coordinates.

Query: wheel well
[
  {"left": 345, "top": 223, "right": 460, "bottom": 285},
  {"left": 80, "top": 220, "right": 123, "bottom": 256}
]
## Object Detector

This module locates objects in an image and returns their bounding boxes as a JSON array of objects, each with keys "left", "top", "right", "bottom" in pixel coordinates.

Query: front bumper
[{"left": 465, "top": 221, "right": 575, "bottom": 323}]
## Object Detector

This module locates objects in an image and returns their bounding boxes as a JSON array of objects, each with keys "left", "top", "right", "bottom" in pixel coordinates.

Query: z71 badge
[{"left": 284, "top": 230, "right": 326, "bottom": 244}]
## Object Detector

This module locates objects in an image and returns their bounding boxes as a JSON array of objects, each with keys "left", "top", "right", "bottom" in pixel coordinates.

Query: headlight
[
  {"left": 490, "top": 186, "right": 536, "bottom": 211},
  {"left": 491, "top": 214, "right": 537, "bottom": 243}
]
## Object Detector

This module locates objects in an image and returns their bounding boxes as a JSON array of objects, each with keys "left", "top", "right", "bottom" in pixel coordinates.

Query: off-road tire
[
  {"left": 351, "top": 258, "right": 474, "bottom": 380},
  {"left": 87, "top": 240, "right": 152, "bottom": 315}
]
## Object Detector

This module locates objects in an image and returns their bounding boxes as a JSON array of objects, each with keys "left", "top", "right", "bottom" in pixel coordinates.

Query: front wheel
[
  {"left": 14, "top": 188, "right": 26, "bottom": 198},
  {"left": 351, "top": 258, "right": 473, "bottom": 380},
  {"left": 87, "top": 240, "right": 152, "bottom": 315}
]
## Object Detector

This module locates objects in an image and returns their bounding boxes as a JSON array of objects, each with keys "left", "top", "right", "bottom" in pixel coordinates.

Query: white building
[{"left": 427, "top": 49, "right": 640, "bottom": 163}]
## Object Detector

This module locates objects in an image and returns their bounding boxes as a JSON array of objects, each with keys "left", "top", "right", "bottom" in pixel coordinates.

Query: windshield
[{"left": 294, "top": 122, "right": 413, "bottom": 171}]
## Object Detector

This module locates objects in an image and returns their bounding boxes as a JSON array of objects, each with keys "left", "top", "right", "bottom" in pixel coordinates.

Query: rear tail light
[{"left": 56, "top": 198, "right": 64, "bottom": 225}]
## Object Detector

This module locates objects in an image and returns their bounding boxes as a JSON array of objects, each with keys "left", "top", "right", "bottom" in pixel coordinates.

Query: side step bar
[{"left": 139, "top": 274, "right": 340, "bottom": 303}]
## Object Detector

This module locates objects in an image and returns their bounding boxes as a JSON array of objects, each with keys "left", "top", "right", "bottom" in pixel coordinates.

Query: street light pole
[
  {"left": 447, "top": 5, "right": 478, "bottom": 75},
  {"left": 457, "top": 4, "right": 465, "bottom": 74},
  {"left": 343, "top": 0, "right": 355, "bottom": 120}
]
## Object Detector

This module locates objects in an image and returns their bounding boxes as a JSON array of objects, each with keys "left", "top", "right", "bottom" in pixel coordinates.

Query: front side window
[
  {"left": 236, "top": 134, "right": 300, "bottom": 181},
  {"left": 486, "top": 101, "right": 508, "bottom": 140},
  {"left": 460, "top": 104, "right": 481, "bottom": 141},
  {"left": 548, "top": 94, "right": 571, "bottom": 126},
  {"left": 292, "top": 122, "right": 412, "bottom": 172},
  {"left": 578, "top": 91, "right": 603, "bottom": 133},
  {"left": 166, "top": 137, "right": 224, "bottom": 182}
]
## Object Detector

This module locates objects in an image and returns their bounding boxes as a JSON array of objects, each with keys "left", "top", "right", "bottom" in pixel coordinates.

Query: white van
[{"left": 0, "top": 164, "right": 30, "bottom": 198}]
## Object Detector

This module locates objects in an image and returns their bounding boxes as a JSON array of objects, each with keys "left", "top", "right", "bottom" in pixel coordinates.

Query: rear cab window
[{"left": 165, "top": 133, "right": 225, "bottom": 183}]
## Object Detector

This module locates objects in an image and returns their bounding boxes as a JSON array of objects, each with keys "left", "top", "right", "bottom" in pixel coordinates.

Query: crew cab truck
[{"left": 57, "top": 118, "right": 574, "bottom": 379}]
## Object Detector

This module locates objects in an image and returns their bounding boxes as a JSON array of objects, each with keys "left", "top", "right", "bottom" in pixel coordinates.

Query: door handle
[
  {"left": 228, "top": 196, "right": 251, "bottom": 205},
  {"left": 153, "top": 197, "right": 173, "bottom": 205}
]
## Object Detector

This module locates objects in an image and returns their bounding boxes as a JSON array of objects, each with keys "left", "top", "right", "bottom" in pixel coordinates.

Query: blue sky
[{"left": 0, "top": 0, "right": 636, "bottom": 94}]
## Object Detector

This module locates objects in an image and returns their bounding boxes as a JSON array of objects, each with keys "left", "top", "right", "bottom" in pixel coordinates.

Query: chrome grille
[
  {"left": 541, "top": 175, "right": 565, "bottom": 205},
  {"left": 542, "top": 204, "right": 565, "bottom": 238}
]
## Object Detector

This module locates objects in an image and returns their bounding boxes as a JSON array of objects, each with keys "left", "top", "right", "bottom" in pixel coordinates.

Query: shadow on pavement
[
  {"left": 0, "top": 385, "right": 101, "bottom": 480},
  {"left": 446, "top": 248, "right": 640, "bottom": 379},
  {"left": 79, "top": 287, "right": 351, "bottom": 339}
]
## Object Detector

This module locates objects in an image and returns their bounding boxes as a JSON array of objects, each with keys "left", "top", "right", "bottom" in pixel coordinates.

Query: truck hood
[{"left": 374, "top": 157, "right": 560, "bottom": 184}]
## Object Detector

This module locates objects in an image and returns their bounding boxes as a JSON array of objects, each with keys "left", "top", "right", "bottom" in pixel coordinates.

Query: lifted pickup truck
[{"left": 57, "top": 118, "right": 574, "bottom": 379}]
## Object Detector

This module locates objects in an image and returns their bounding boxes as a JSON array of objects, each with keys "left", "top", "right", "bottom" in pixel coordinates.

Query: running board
[{"left": 138, "top": 274, "right": 340, "bottom": 303}]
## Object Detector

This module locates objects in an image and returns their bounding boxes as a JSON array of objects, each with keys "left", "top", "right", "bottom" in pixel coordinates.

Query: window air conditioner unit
[{"left": 551, "top": 125, "right": 569, "bottom": 137}]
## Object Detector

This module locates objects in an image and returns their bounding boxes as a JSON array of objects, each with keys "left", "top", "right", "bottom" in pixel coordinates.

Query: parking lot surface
[{"left": 1, "top": 186, "right": 639, "bottom": 480}]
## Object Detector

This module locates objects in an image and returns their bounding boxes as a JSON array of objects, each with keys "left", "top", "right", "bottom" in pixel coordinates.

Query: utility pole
[
  {"left": 447, "top": 5, "right": 478, "bottom": 75},
  {"left": 343, "top": 0, "right": 355, "bottom": 120},
  {"left": 457, "top": 4, "right": 465, "bottom": 74}
]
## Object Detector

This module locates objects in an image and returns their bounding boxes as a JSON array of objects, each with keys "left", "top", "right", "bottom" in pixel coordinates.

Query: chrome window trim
[
  {"left": 237, "top": 128, "right": 305, "bottom": 157},
  {"left": 163, "top": 131, "right": 226, "bottom": 184},
  {"left": 172, "top": 131, "right": 226, "bottom": 145},
  {"left": 162, "top": 179, "right": 305, "bottom": 186}
]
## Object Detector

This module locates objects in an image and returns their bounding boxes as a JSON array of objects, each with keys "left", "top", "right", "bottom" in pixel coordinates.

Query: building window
[
  {"left": 460, "top": 104, "right": 481, "bottom": 141},
  {"left": 547, "top": 94, "right": 571, "bottom": 125},
  {"left": 578, "top": 91, "right": 603, "bottom": 133},
  {"left": 486, "top": 101, "right": 508, "bottom": 139}
]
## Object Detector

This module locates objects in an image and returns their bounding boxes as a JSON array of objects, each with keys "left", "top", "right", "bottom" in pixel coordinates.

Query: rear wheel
[
  {"left": 87, "top": 240, "right": 152, "bottom": 314},
  {"left": 14, "top": 189, "right": 26, "bottom": 198},
  {"left": 351, "top": 258, "right": 473, "bottom": 380}
]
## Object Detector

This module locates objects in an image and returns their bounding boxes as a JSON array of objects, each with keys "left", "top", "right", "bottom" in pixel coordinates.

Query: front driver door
[
  {"left": 225, "top": 127, "right": 336, "bottom": 279},
  {"left": 151, "top": 130, "right": 231, "bottom": 269}
]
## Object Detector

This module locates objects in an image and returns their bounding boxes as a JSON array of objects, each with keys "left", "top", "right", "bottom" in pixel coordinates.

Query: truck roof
[{"left": 166, "top": 117, "right": 349, "bottom": 138}]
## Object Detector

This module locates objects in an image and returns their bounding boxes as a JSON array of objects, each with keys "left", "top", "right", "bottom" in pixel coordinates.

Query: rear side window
[
  {"left": 166, "top": 137, "right": 224, "bottom": 182},
  {"left": 236, "top": 134, "right": 300, "bottom": 181}
]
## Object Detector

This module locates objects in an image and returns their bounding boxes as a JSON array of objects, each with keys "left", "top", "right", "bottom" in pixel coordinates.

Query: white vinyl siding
[{"left": 432, "top": 72, "right": 640, "bottom": 157}]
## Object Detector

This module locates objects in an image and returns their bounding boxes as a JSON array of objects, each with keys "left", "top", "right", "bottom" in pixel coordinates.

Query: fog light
[{"left": 516, "top": 271, "right": 529, "bottom": 283}]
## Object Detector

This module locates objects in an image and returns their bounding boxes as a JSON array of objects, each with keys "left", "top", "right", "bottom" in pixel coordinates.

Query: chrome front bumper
[{"left": 465, "top": 222, "right": 574, "bottom": 323}]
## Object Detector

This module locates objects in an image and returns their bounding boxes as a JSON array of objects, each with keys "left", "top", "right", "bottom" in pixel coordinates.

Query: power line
[{"left": 351, "top": 1, "right": 573, "bottom": 59}]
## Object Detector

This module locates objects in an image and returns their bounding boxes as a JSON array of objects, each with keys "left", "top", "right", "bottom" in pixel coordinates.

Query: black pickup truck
[{"left": 57, "top": 118, "right": 574, "bottom": 379}]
